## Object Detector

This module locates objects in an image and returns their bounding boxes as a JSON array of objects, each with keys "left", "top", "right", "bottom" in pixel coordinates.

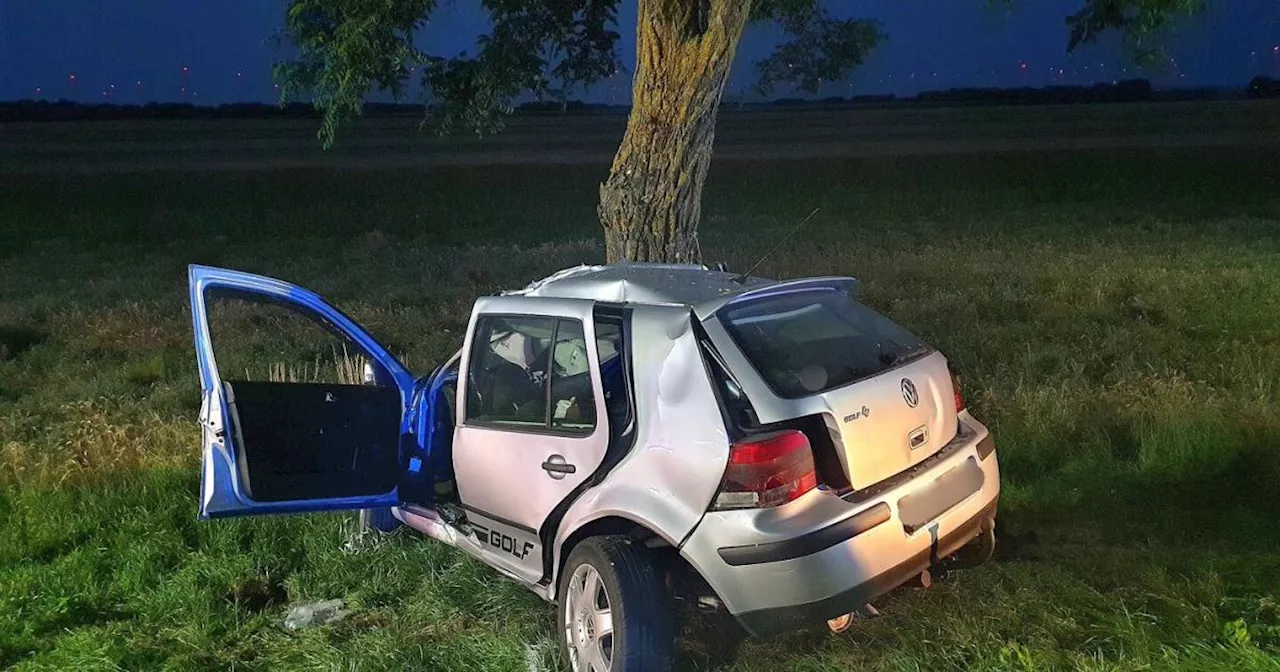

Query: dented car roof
[{"left": 504, "top": 262, "right": 858, "bottom": 318}]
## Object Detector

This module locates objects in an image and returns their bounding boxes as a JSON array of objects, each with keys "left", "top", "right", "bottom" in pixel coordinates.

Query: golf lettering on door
[{"left": 472, "top": 523, "right": 534, "bottom": 560}]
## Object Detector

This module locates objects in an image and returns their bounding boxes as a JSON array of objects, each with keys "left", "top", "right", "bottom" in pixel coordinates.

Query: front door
[
  {"left": 189, "top": 265, "right": 417, "bottom": 518},
  {"left": 452, "top": 296, "right": 612, "bottom": 583}
]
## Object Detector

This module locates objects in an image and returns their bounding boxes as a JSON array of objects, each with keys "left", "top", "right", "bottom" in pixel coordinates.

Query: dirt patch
[{"left": 226, "top": 576, "right": 288, "bottom": 613}]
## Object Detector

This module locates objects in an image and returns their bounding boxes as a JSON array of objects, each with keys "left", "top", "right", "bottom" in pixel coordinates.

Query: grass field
[
  {"left": 4, "top": 100, "right": 1279, "bottom": 173},
  {"left": 2, "top": 117, "right": 1280, "bottom": 669}
]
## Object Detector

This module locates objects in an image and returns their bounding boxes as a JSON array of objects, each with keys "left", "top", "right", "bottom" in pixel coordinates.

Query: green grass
[{"left": 2, "top": 146, "right": 1280, "bottom": 670}]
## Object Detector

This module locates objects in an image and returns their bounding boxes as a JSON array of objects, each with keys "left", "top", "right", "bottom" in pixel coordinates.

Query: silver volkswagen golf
[{"left": 189, "top": 262, "right": 1000, "bottom": 672}]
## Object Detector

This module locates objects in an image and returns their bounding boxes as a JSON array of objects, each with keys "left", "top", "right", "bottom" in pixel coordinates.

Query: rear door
[
  {"left": 189, "top": 265, "right": 416, "bottom": 518},
  {"left": 451, "top": 296, "right": 612, "bottom": 584}
]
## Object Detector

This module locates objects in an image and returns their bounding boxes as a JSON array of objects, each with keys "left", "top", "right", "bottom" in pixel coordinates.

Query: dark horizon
[{"left": 2, "top": 1, "right": 1278, "bottom": 105}]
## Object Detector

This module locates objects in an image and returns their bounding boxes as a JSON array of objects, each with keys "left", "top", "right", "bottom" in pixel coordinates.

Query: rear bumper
[
  {"left": 679, "top": 414, "right": 1000, "bottom": 637},
  {"left": 734, "top": 497, "right": 997, "bottom": 635}
]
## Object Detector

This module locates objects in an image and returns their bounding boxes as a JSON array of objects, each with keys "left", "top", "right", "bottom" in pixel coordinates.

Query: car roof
[
  {"left": 505, "top": 263, "right": 858, "bottom": 318},
  {"left": 506, "top": 263, "right": 772, "bottom": 304}
]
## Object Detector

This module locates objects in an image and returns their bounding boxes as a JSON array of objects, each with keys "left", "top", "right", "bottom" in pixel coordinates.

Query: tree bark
[{"left": 599, "top": 0, "right": 752, "bottom": 263}]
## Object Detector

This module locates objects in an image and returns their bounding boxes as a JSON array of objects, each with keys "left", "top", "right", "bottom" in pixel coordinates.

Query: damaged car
[{"left": 188, "top": 262, "right": 1000, "bottom": 672}]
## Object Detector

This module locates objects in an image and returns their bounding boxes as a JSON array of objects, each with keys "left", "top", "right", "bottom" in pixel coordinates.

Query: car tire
[
  {"left": 358, "top": 507, "right": 402, "bottom": 533},
  {"left": 558, "top": 536, "right": 675, "bottom": 672}
]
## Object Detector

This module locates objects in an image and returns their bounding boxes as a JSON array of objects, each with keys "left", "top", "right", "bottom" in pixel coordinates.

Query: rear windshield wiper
[{"left": 879, "top": 343, "right": 931, "bottom": 367}]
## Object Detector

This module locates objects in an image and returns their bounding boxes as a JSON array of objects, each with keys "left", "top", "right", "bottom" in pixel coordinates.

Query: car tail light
[
  {"left": 952, "top": 373, "right": 966, "bottom": 413},
  {"left": 713, "top": 430, "right": 818, "bottom": 510}
]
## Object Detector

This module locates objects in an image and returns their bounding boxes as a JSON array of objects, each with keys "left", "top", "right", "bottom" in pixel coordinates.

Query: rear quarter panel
[{"left": 552, "top": 304, "right": 730, "bottom": 584}]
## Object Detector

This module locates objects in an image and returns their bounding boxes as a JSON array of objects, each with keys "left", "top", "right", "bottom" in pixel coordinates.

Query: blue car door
[{"left": 189, "top": 264, "right": 417, "bottom": 518}]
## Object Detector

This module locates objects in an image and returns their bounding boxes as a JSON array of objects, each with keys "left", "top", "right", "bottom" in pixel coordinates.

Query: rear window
[{"left": 718, "top": 289, "right": 931, "bottom": 399}]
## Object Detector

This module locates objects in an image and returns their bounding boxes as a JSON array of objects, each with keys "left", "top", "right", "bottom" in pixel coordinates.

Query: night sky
[{"left": 3, "top": 1, "right": 1277, "bottom": 104}]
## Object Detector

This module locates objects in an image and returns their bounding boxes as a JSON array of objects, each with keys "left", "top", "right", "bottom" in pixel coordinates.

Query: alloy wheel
[{"left": 563, "top": 563, "right": 614, "bottom": 672}]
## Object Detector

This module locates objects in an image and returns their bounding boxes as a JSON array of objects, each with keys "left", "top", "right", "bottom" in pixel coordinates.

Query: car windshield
[{"left": 718, "top": 289, "right": 931, "bottom": 399}]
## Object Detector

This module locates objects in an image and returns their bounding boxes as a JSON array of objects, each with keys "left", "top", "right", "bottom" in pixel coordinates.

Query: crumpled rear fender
[{"left": 547, "top": 304, "right": 731, "bottom": 597}]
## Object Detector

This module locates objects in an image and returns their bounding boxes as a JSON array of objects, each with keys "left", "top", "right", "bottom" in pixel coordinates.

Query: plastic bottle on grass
[{"left": 283, "top": 599, "right": 348, "bottom": 631}]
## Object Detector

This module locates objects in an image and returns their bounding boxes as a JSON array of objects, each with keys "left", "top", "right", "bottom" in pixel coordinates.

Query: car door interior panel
[{"left": 223, "top": 380, "right": 402, "bottom": 502}]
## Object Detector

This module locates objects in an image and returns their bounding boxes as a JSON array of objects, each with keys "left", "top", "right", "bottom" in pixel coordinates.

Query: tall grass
[{"left": 258, "top": 347, "right": 371, "bottom": 386}]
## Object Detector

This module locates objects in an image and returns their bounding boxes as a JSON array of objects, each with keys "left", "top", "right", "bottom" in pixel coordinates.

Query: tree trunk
[{"left": 599, "top": 0, "right": 752, "bottom": 263}]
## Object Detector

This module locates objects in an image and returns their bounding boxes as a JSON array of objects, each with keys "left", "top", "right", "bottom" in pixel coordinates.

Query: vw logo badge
[{"left": 901, "top": 378, "right": 919, "bottom": 408}]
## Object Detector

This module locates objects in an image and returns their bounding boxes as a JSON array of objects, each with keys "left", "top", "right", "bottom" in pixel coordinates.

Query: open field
[
  {"left": 2, "top": 107, "right": 1280, "bottom": 670},
  {"left": 3, "top": 99, "right": 1279, "bottom": 173}
]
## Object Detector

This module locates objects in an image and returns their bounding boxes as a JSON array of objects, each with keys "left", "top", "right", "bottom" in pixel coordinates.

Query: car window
[
  {"left": 204, "top": 289, "right": 394, "bottom": 387},
  {"left": 466, "top": 316, "right": 598, "bottom": 434},
  {"left": 595, "top": 321, "right": 620, "bottom": 364},
  {"left": 550, "top": 320, "right": 597, "bottom": 433},
  {"left": 718, "top": 289, "right": 931, "bottom": 399},
  {"left": 466, "top": 316, "right": 555, "bottom": 428},
  {"left": 594, "top": 318, "right": 630, "bottom": 429}
]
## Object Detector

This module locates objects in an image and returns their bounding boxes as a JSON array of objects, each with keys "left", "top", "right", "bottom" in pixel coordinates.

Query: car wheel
[
  {"left": 558, "top": 536, "right": 675, "bottom": 672},
  {"left": 358, "top": 507, "right": 401, "bottom": 533}
]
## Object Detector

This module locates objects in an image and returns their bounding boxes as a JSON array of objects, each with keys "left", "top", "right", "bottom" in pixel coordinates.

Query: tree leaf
[{"left": 753, "top": 8, "right": 885, "bottom": 96}]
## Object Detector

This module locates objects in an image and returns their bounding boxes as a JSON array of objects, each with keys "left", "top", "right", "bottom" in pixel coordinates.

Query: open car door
[{"left": 189, "top": 265, "right": 416, "bottom": 518}]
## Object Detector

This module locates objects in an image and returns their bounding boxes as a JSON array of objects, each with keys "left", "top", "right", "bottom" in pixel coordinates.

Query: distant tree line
[
  {"left": 2, "top": 77, "right": 1276, "bottom": 124},
  {"left": 917, "top": 78, "right": 1156, "bottom": 105},
  {"left": 0, "top": 101, "right": 322, "bottom": 123}
]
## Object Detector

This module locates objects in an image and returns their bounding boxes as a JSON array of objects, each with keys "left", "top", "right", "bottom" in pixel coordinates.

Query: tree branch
[
  {"left": 754, "top": 7, "right": 885, "bottom": 95},
  {"left": 1066, "top": 0, "right": 1205, "bottom": 63}
]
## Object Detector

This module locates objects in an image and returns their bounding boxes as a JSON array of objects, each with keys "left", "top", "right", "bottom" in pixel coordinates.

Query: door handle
[{"left": 541, "top": 454, "right": 577, "bottom": 479}]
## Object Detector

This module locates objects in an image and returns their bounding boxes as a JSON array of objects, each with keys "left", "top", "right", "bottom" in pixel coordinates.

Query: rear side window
[
  {"left": 593, "top": 318, "right": 631, "bottom": 430},
  {"left": 718, "top": 290, "right": 930, "bottom": 399}
]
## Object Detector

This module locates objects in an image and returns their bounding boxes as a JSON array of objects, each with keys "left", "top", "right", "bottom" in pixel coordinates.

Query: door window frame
[{"left": 202, "top": 286, "right": 404, "bottom": 389}]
